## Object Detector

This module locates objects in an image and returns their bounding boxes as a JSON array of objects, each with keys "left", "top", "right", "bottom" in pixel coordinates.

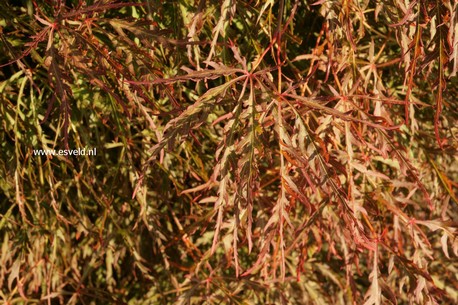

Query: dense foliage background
[{"left": 1, "top": 0, "right": 457, "bottom": 304}]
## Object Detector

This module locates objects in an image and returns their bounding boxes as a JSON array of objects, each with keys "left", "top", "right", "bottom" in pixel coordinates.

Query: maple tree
[{"left": 0, "top": 0, "right": 457, "bottom": 304}]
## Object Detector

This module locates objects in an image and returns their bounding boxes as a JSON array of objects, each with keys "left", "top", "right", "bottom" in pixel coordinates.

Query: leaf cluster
[{"left": 0, "top": 0, "right": 457, "bottom": 304}]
